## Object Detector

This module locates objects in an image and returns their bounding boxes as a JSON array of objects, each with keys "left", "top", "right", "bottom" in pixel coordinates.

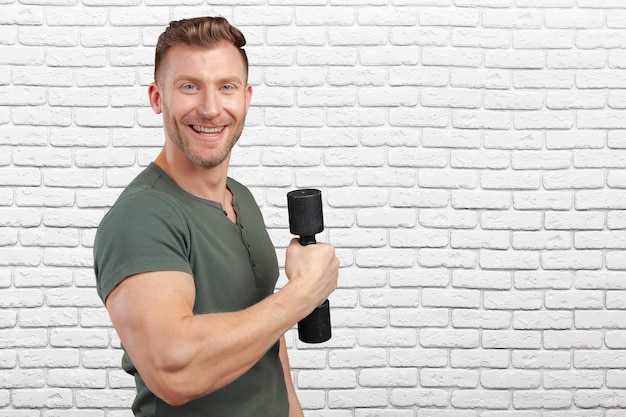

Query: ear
[
  {"left": 148, "top": 82, "right": 163, "bottom": 115},
  {"left": 244, "top": 84, "right": 253, "bottom": 114}
]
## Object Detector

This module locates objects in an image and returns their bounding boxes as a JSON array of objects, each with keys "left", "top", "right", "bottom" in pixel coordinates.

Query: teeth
[{"left": 193, "top": 125, "right": 224, "bottom": 134}]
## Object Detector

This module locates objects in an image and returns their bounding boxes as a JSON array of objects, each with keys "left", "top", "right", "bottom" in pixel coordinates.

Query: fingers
[{"left": 284, "top": 239, "right": 339, "bottom": 307}]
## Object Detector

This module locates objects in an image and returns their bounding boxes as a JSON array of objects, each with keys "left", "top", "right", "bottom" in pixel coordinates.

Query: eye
[
  {"left": 221, "top": 84, "right": 235, "bottom": 92},
  {"left": 182, "top": 83, "right": 198, "bottom": 91}
]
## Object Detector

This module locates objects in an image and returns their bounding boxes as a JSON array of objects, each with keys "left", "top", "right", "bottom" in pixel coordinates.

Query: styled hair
[{"left": 154, "top": 16, "right": 248, "bottom": 82}]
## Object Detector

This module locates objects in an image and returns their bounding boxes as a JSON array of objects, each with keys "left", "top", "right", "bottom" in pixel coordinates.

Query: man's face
[{"left": 149, "top": 43, "right": 252, "bottom": 169}]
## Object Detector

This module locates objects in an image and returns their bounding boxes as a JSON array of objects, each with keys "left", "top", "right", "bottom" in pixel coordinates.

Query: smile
[{"left": 191, "top": 125, "right": 225, "bottom": 135}]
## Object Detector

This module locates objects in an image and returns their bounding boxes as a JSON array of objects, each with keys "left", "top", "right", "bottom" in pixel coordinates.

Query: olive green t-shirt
[{"left": 93, "top": 163, "right": 288, "bottom": 417}]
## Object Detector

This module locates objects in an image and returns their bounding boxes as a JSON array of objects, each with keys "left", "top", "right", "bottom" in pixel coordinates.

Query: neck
[{"left": 154, "top": 148, "right": 231, "bottom": 205}]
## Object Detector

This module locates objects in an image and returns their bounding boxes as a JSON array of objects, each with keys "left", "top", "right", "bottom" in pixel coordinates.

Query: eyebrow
[{"left": 173, "top": 74, "right": 245, "bottom": 87}]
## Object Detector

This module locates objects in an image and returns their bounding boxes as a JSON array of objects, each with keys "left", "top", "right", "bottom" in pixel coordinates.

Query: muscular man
[{"left": 94, "top": 16, "right": 339, "bottom": 417}]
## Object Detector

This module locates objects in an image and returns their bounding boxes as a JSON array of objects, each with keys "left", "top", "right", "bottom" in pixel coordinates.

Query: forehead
[{"left": 159, "top": 43, "right": 247, "bottom": 84}]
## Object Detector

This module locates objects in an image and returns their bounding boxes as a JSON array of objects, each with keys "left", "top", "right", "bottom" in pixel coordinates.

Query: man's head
[
  {"left": 154, "top": 16, "right": 249, "bottom": 84},
  {"left": 149, "top": 16, "right": 252, "bottom": 171}
]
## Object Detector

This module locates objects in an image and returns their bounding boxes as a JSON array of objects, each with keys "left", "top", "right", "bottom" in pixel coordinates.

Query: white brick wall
[{"left": 1, "top": 1, "right": 626, "bottom": 415}]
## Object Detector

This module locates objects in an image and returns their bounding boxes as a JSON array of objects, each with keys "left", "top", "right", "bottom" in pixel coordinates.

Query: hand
[{"left": 284, "top": 238, "right": 339, "bottom": 312}]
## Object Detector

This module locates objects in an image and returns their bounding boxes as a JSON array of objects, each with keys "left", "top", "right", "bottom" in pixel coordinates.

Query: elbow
[
  {"left": 158, "top": 389, "right": 192, "bottom": 408},
  {"left": 143, "top": 352, "right": 204, "bottom": 407},
  {"left": 148, "top": 369, "right": 199, "bottom": 407}
]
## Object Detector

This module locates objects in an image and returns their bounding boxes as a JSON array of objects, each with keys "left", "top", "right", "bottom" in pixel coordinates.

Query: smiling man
[{"left": 93, "top": 17, "right": 339, "bottom": 417}]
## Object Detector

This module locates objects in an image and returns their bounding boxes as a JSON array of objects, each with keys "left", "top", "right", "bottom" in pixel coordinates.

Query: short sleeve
[{"left": 93, "top": 190, "right": 192, "bottom": 303}]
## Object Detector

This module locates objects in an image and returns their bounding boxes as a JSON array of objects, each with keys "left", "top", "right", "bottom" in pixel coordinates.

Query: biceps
[{"left": 105, "top": 271, "right": 196, "bottom": 361}]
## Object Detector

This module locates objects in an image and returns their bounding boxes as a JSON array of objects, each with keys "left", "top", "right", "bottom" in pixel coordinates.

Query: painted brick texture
[{"left": 1, "top": 1, "right": 626, "bottom": 416}]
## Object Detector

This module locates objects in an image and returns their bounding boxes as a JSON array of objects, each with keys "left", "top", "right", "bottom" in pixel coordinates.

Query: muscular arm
[{"left": 105, "top": 239, "right": 337, "bottom": 407}]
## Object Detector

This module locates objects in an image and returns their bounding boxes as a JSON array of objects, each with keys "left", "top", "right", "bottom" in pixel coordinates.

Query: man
[{"left": 93, "top": 16, "right": 339, "bottom": 417}]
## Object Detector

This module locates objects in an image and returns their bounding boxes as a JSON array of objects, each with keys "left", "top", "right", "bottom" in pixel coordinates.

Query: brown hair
[{"left": 154, "top": 16, "right": 248, "bottom": 82}]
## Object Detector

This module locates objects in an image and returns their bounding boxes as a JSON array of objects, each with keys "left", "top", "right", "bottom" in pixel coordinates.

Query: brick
[
  {"left": 544, "top": 330, "right": 602, "bottom": 349},
  {"left": 514, "top": 30, "right": 575, "bottom": 49},
  {"left": 481, "top": 369, "right": 540, "bottom": 389},
  {"left": 422, "top": 47, "right": 482, "bottom": 67},
  {"left": 18, "top": 348, "right": 79, "bottom": 368},
  {"left": 452, "top": 270, "right": 511, "bottom": 289},
  {"left": 542, "top": 250, "right": 603, "bottom": 270},
  {"left": 391, "top": 388, "right": 449, "bottom": 407},
  {"left": 483, "top": 330, "right": 541, "bottom": 349},
  {"left": 422, "top": 288, "right": 480, "bottom": 308},
  {"left": 482, "top": 9, "right": 542, "bottom": 28},
  {"left": 389, "top": 188, "right": 449, "bottom": 208},
  {"left": 299, "top": 370, "right": 356, "bottom": 389},
  {"left": 484, "top": 90, "right": 543, "bottom": 110},
  {"left": 577, "top": 70, "right": 626, "bottom": 89},
  {"left": 75, "top": 389, "right": 135, "bottom": 408},
  {"left": 546, "top": 130, "right": 606, "bottom": 149},
  {"left": 453, "top": 109, "right": 511, "bottom": 129},
  {"left": 360, "top": 289, "right": 420, "bottom": 307},
  {"left": 329, "top": 349, "right": 386, "bottom": 368},
  {"left": 391, "top": 107, "right": 449, "bottom": 127},
  {"left": 486, "top": 50, "right": 544, "bottom": 69},
  {"left": 0, "top": 87, "right": 46, "bottom": 106},
  {"left": 421, "top": 88, "right": 482, "bottom": 108},
  {"left": 389, "top": 268, "right": 450, "bottom": 288},
  {"left": 484, "top": 291, "right": 543, "bottom": 310},
  {"left": 390, "top": 27, "right": 448, "bottom": 46},
  {"left": 419, "top": 169, "right": 477, "bottom": 189},
  {"left": 513, "top": 311, "right": 573, "bottom": 330},
  {"left": 575, "top": 389, "right": 626, "bottom": 408},
  {"left": 356, "top": 248, "right": 415, "bottom": 268},
  {"left": 47, "top": 7, "right": 108, "bottom": 26},
  {"left": 451, "top": 309, "right": 511, "bottom": 329},
  {"left": 484, "top": 130, "right": 543, "bottom": 150},
  {"left": 607, "top": 370, "right": 626, "bottom": 388},
  {"left": 419, "top": 8, "right": 479, "bottom": 26},
  {"left": 451, "top": 389, "right": 510, "bottom": 409},
  {"left": 515, "top": 110, "right": 575, "bottom": 129},
  {"left": 0, "top": 370, "right": 44, "bottom": 389},
  {"left": 513, "top": 390, "right": 573, "bottom": 409},
  {"left": 334, "top": 308, "right": 387, "bottom": 328},
  {"left": 295, "top": 6, "right": 355, "bottom": 26},
  {"left": 419, "top": 209, "right": 477, "bottom": 229},
  {"left": 576, "top": 311, "right": 626, "bottom": 329},
  {"left": 13, "top": 107, "right": 72, "bottom": 127},
  {"left": 450, "top": 68, "right": 510, "bottom": 89},
  {"left": 391, "top": 308, "right": 449, "bottom": 328},
  {"left": 329, "top": 388, "right": 388, "bottom": 408},
  {"left": 420, "top": 368, "right": 478, "bottom": 388},
  {"left": 450, "top": 349, "right": 509, "bottom": 368},
  {"left": 481, "top": 171, "right": 541, "bottom": 190},
  {"left": 389, "top": 66, "right": 448, "bottom": 87},
  {"left": 606, "top": 331, "right": 626, "bottom": 348},
  {"left": 423, "top": 128, "right": 481, "bottom": 148},
  {"left": 418, "top": 248, "right": 476, "bottom": 268},
  {"left": 513, "top": 150, "right": 572, "bottom": 170},
  {"left": 514, "top": 70, "right": 574, "bottom": 89},
  {"left": 608, "top": 210, "right": 626, "bottom": 229},
  {"left": 359, "top": 87, "right": 418, "bottom": 107},
  {"left": 327, "top": 67, "right": 386, "bottom": 86},
  {"left": 389, "top": 226, "right": 448, "bottom": 248},
  {"left": 549, "top": 50, "right": 607, "bottom": 70},
  {"left": 513, "top": 231, "right": 571, "bottom": 250},
  {"left": 513, "top": 350, "right": 571, "bottom": 369},
  {"left": 576, "top": 190, "right": 626, "bottom": 209},
  {"left": 451, "top": 191, "right": 510, "bottom": 210}
]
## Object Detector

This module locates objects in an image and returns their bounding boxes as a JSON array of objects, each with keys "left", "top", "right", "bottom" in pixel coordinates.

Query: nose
[{"left": 197, "top": 89, "right": 222, "bottom": 118}]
